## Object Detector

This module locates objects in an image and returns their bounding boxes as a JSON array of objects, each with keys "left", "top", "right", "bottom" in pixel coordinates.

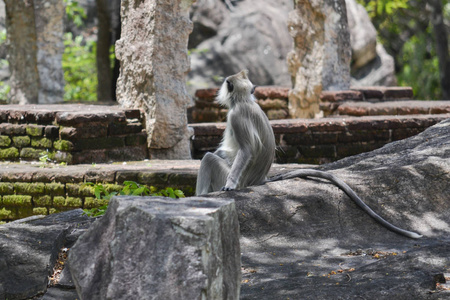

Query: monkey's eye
[
  {"left": 226, "top": 80, "right": 234, "bottom": 93},
  {"left": 251, "top": 85, "right": 257, "bottom": 94}
]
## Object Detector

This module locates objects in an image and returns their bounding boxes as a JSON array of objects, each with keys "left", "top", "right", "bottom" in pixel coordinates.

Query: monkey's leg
[{"left": 196, "top": 152, "right": 231, "bottom": 195}]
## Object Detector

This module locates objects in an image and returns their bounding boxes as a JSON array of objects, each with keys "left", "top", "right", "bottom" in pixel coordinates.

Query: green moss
[
  {"left": 0, "top": 135, "right": 11, "bottom": 147},
  {"left": 33, "top": 207, "right": 48, "bottom": 215},
  {"left": 14, "top": 182, "right": 45, "bottom": 195},
  {"left": 49, "top": 208, "right": 59, "bottom": 214},
  {"left": 20, "top": 148, "right": 42, "bottom": 159},
  {"left": 26, "top": 125, "right": 44, "bottom": 137},
  {"left": 45, "top": 182, "right": 65, "bottom": 196},
  {"left": 17, "top": 207, "right": 34, "bottom": 219},
  {"left": 53, "top": 196, "right": 82, "bottom": 208},
  {"left": 34, "top": 195, "right": 52, "bottom": 207},
  {"left": 84, "top": 197, "right": 109, "bottom": 209},
  {"left": 53, "top": 140, "right": 74, "bottom": 151},
  {"left": 12, "top": 136, "right": 31, "bottom": 148},
  {"left": 66, "top": 183, "right": 95, "bottom": 197},
  {"left": 49, "top": 151, "right": 73, "bottom": 164},
  {"left": 0, "top": 147, "right": 19, "bottom": 160},
  {"left": 0, "top": 207, "right": 12, "bottom": 219},
  {"left": 31, "top": 137, "right": 53, "bottom": 148},
  {"left": 2, "top": 195, "right": 32, "bottom": 207},
  {"left": 0, "top": 183, "right": 14, "bottom": 195},
  {"left": 103, "top": 184, "right": 123, "bottom": 193}
]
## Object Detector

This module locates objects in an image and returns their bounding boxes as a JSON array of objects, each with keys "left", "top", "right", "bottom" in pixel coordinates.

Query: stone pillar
[
  {"left": 34, "top": 0, "right": 65, "bottom": 104},
  {"left": 116, "top": 0, "right": 194, "bottom": 159},
  {"left": 287, "top": 0, "right": 351, "bottom": 118},
  {"left": 69, "top": 196, "right": 241, "bottom": 300},
  {"left": 4, "top": 0, "right": 64, "bottom": 104}
]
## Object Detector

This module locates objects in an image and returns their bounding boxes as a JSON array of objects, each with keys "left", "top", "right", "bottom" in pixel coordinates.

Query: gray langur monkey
[{"left": 195, "top": 70, "right": 422, "bottom": 239}]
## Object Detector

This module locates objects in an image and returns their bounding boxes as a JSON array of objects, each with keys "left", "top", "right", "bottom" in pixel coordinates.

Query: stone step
[{"left": 337, "top": 100, "right": 450, "bottom": 116}]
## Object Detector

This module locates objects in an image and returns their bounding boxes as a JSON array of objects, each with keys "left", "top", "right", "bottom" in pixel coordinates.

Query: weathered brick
[
  {"left": 34, "top": 195, "right": 52, "bottom": 207},
  {"left": 53, "top": 196, "right": 83, "bottom": 208},
  {"left": 53, "top": 140, "right": 74, "bottom": 151},
  {"left": 2, "top": 195, "right": 32, "bottom": 207},
  {"left": 20, "top": 148, "right": 43, "bottom": 160},
  {"left": 32, "top": 207, "right": 48, "bottom": 215},
  {"left": 125, "top": 133, "right": 147, "bottom": 146},
  {"left": 383, "top": 87, "right": 413, "bottom": 99},
  {"left": 60, "top": 124, "right": 108, "bottom": 139},
  {"left": 44, "top": 126, "right": 60, "bottom": 139},
  {"left": 31, "top": 137, "right": 53, "bottom": 148},
  {"left": 26, "top": 125, "right": 45, "bottom": 137},
  {"left": 0, "top": 123, "right": 26, "bottom": 135},
  {"left": 84, "top": 197, "right": 109, "bottom": 209},
  {"left": 109, "top": 122, "right": 143, "bottom": 136},
  {"left": 12, "top": 136, "right": 31, "bottom": 148},
  {"left": 14, "top": 182, "right": 46, "bottom": 195},
  {"left": 107, "top": 146, "right": 148, "bottom": 162},
  {"left": 0, "top": 183, "right": 14, "bottom": 195},
  {"left": 0, "top": 135, "right": 11, "bottom": 147},
  {"left": 0, "top": 147, "right": 19, "bottom": 160},
  {"left": 320, "top": 90, "right": 363, "bottom": 102},
  {"left": 298, "top": 145, "right": 336, "bottom": 159},
  {"left": 66, "top": 183, "right": 95, "bottom": 197},
  {"left": 74, "top": 136, "right": 125, "bottom": 150},
  {"left": 44, "top": 182, "right": 65, "bottom": 196}
]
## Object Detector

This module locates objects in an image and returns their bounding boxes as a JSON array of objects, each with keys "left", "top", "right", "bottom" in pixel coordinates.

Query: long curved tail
[{"left": 268, "top": 169, "right": 422, "bottom": 239}]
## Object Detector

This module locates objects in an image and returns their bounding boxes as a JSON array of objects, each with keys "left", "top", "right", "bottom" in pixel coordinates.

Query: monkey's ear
[
  {"left": 239, "top": 69, "right": 249, "bottom": 79},
  {"left": 226, "top": 80, "right": 234, "bottom": 92},
  {"left": 251, "top": 85, "right": 257, "bottom": 94}
]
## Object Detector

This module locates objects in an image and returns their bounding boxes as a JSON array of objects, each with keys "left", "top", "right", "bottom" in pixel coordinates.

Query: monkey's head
[{"left": 217, "top": 69, "right": 256, "bottom": 108}]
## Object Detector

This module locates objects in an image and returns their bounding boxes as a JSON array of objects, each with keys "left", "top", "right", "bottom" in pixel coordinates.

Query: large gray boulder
[
  {"left": 0, "top": 210, "right": 94, "bottom": 300},
  {"left": 188, "top": 0, "right": 293, "bottom": 93},
  {"left": 69, "top": 196, "right": 241, "bottom": 300},
  {"left": 204, "top": 118, "right": 450, "bottom": 299}
]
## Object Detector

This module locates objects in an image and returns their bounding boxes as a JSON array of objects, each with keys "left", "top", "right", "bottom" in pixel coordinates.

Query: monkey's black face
[{"left": 226, "top": 80, "right": 234, "bottom": 93}]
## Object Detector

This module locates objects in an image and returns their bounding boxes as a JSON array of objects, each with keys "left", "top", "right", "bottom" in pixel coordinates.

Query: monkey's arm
[{"left": 268, "top": 169, "right": 422, "bottom": 239}]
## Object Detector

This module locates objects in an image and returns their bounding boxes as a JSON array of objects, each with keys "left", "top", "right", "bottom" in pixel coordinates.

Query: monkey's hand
[{"left": 220, "top": 186, "right": 235, "bottom": 191}]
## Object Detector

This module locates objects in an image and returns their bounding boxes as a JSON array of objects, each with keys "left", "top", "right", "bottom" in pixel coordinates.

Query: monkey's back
[{"left": 224, "top": 101, "right": 276, "bottom": 188}]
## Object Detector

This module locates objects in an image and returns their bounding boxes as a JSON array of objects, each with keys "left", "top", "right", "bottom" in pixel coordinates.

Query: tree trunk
[
  {"left": 429, "top": 0, "right": 450, "bottom": 99},
  {"left": 96, "top": 0, "right": 112, "bottom": 101}
]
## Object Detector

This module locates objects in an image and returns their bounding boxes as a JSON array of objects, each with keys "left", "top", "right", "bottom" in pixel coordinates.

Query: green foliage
[
  {"left": 82, "top": 181, "right": 185, "bottom": 217},
  {"left": 397, "top": 32, "right": 441, "bottom": 100},
  {"left": 0, "top": 29, "right": 9, "bottom": 102},
  {"left": 63, "top": 0, "right": 87, "bottom": 28},
  {"left": 63, "top": 33, "right": 97, "bottom": 101},
  {"left": 356, "top": 0, "right": 448, "bottom": 99}
]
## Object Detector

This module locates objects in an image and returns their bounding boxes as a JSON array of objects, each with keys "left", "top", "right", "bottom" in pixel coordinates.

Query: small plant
[
  {"left": 39, "top": 151, "right": 52, "bottom": 168},
  {"left": 82, "top": 181, "right": 185, "bottom": 217}
]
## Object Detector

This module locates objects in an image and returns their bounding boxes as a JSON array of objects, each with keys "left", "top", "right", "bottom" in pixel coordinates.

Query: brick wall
[
  {"left": 191, "top": 114, "right": 450, "bottom": 164},
  {"left": 0, "top": 104, "right": 148, "bottom": 164}
]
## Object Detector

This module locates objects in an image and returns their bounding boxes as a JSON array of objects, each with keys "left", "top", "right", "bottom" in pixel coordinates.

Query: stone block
[
  {"left": 0, "top": 135, "right": 11, "bottom": 147},
  {"left": 20, "top": 147, "right": 43, "bottom": 160},
  {"left": 124, "top": 133, "right": 147, "bottom": 146},
  {"left": 31, "top": 137, "right": 53, "bottom": 148},
  {"left": 2, "top": 195, "right": 33, "bottom": 207},
  {"left": 109, "top": 122, "right": 143, "bottom": 136},
  {"left": 34, "top": 195, "right": 53, "bottom": 207},
  {"left": 32, "top": 207, "right": 48, "bottom": 215},
  {"left": 0, "top": 123, "right": 26, "bottom": 135},
  {"left": 66, "top": 183, "right": 95, "bottom": 197},
  {"left": 69, "top": 196, "right": 241, "bottom": 300},
  {"left": 26, "top": 125, "right": 45, "bottom": 137},
  {"left": 44, "top": 126, "right": 60, "bottom": 139},
  {"left": 74, "top": 136, "right": 125, "bottom": 150},
  {"left": 53, "top": 196, "right": 83, "bottom": 208},
  {"left": 0, "top": 183, "right": 14, "bottom": 195},
  {"left": 53, "top": 140, "right": 74, "bottom": 151},
  {"left": 0, "top": 147, "right": 19, "bottom": 160},
  {"left": 14, "top": 182, "right": 46, "bottom": 195},
  {"left": 12, "top": 136, "right": 31, "bottom": 148},
  {"left": 60, "top": 124, "right": 108, "bottom": 139}
]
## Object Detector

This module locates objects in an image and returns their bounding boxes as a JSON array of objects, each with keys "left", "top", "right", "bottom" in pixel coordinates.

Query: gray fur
[{"left": 196, "top": 70, "right": 422, "bottom": 239}]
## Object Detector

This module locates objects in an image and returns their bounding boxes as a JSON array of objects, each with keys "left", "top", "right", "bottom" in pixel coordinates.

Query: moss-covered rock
[
  {"left": 31, "top": 137, "right": 53, "bottom": 148},
  {"left": 53, "top": 196, "right": 82, "bottom": 208},
  {"left": 2, "top": 195, "right": 32, "bottom": 206},
  {"left": 19, "top": 147, "right": 42, "bottom": 159},
  {"left": 0, "top": 147, "right": 19, "bottom": 160},
  {"left": 53, "top": 140, "right": 74, "bottom": 151},
  {"left": 0, "top": 183, "right": 14, "bottom": 195},
  {"left": 84, "top": 197, "right": 109, "bottom": 209},
  {"left": 0, "top": 135, "right": 11, "bottom": 147},
  {"left": 33, "top": 207, "right": 48, "bottom": 215},
  {"left": 0, "top": 207, "right": 13, "bottom": 219},
  {"left": 12, "top": 136, "right": 31, "bottom": 148},
  {"left": 66, "top": 183, "right": 95, "bottom": 197},
  {"left": 26, "top": 125, "right": 44, "bottom": 137},
  {"left": 14, "top": 182, "right": 46, "bottom": 195},
  {"left": 34, "top": 195, "right": 52, "bottom": 207},
  {"left": 44, "top": 182, "right": 65, "bottom": 196}
]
